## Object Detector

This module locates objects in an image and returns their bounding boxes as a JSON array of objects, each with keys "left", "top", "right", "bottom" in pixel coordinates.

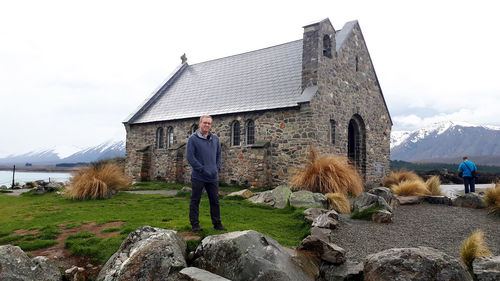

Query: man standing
[
  {"left": 186, "top": 115, "right": 226, "bottom": 232},
  {"left": 458, "top": 156, "right": 477, "bottom": 194}
]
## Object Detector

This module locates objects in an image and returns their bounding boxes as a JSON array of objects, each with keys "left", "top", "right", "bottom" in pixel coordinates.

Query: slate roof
[{"left": 125, "top": 21, "right": 359, "bottom": 125}]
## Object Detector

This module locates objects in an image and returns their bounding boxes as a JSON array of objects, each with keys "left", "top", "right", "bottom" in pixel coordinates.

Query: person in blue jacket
[
  {"left": 186, "top": 115, "right": 226, "bottom": 232},
  {"left": 458, "top": 156, "right": 477, "bottom": 194}
]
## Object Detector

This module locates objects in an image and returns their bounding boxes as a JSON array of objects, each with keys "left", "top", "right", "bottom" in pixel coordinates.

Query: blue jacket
[
  {"left": 458, "top": 160, "right": 477, "bottom": 177},
  {"left": 186, "top": 131, "right": 222, "bottom": 182}
]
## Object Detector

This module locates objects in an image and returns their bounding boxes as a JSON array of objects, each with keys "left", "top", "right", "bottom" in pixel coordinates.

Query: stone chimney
[{"left": 301, "top": 18, "right": 336, "bottom": 90}]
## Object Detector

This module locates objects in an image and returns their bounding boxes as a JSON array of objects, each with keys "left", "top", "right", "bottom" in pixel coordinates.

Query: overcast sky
[{"left": 1, "top": 0, "right": 499, "bottom": 156}]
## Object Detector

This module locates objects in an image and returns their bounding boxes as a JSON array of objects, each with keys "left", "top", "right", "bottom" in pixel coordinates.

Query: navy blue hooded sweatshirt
[{"left": 186, "top": 130, "right": 222, "bottom": 182}]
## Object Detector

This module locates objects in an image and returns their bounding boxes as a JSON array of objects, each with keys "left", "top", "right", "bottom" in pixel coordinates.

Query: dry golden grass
[
  {"left": 390, "top": 179, "right": 431, "bottom": 196},
  {"left": 425, "top": 175, "right": 443, "bottom": 196},
  {"left": 383, "top": 170, "right": 421, "bottom": 187},
  {"left": 325, "top": 192, "right": 351, "bottom": 214},
  {"left": 460, "top": 230, "right": 492, "bottom": 271},
  {"left": 66, "top": 163, "right": 132, "bottom": 200},
  {"left": 484, "top": 183, "right": 500, "bottom": 215},
  {"left": 290, "top": 148, "right": 363, "bottom": 195}
]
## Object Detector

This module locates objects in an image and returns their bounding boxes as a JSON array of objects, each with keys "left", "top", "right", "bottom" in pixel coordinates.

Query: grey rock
[
  {"left": 452, "top": 193, "right": 487, "bottom": 209},
  {"left": 310, "top": 226, "right": 333, "bottom": 242},
  {"left": 181, "top": 186, "right": 192, "bottom": 192},
  {"left": 0, "top": 245, "right": 62, "bottom": 281},
  {"left": 0, "top": 184, "right": 8, "bottom": 189},
  {"left": 248, "top": 184, "right": 292, "bottom": 209},
  {"left": 395, "top": 195, "right": 423, "bottom": 205},
  {"left": 473, "top": 255, "right": 500, "bottom": 281},
  {"left": 321, "top": 260, "right": 364, "bottom": 281},
  {"left": 371, "top": 210, "right": 393, "bottom": 223},
  {"left": 290, "top": 190, "right": 326, "bottom": 208},
  {"left": 352, "top": 192, "right": 392, "bottom": 213},
  {"left": 304, "top": 208, "right": 327, "bottom": 222},
  {"left": 193, "top": 230, "right": 314, "bottom": 281},
  {"left": 368, "top": 187, "right": 396, "bottom": 208},
  {"left": 423, "top": 196, "right": 452, "bottom": 205},
  {"left": 312, "top": 211, "right": 339, "bottom": 229},
  {"left": 227, "top": 189, "right": 253, "bottom": 198},
  {"left": 364, "top": 247, "right": 472, "bottom": 281},
  {"left": 97, "top": 226, "right": 187, "bottom": 281},
  {"left": 298, "top": 235, "right": 346, "bottom": 264},
  {"left": 179, "top": 267, "right": 231, "bottom": 281}
]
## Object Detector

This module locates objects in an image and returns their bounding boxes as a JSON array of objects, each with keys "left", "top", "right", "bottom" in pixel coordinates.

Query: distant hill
[
  {"left": 391, "top": 121, "right": 500, "bottom": 166},
  {"left": 0, "top": 140, "right": 125, "bottom": 165}
]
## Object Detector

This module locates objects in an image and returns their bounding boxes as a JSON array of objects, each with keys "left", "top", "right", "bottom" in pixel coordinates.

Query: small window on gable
[
  {"left": 323, "top": 34, "right": 332, "bottom": 58},
  {"left": 232, "top": 121, "right": 240, "bottom": 146},
  {"left": 191, "top": 124, "right": 198, "bottom": 134},
  {"left": 166, "top": 126, "right": 174, "bottom": 148},
  {"left": 156, "top": 127, "right": 164, "bottom": 149},
  {"left": 355, "top": 56, "right": 359, "bottom": 72},
  {"left": 246, "top": 119, "right": 255, "bottom": 145},
  {"left": 330, "top": 119, "right": 336, "bottom": 144}
]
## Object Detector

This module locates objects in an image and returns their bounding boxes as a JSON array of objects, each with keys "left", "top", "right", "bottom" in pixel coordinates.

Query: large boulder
[
  {"left": 248, "top": 185, "right": 292, "bottom": 209},
  {"left": 97, "top": 226, "right": 187, "bottom": 281},
  {"left": 0, "top": 245, "right": 62, "bottom": 281},
  {"left": 311, "top": 210, "right": 339, "bottom": 229},
  {"left": 473, "top": 255, "right": 500, "bottom": 281},
  {"left": 179, "top": 267, "right": 231, "bottom": 281},
  {"left": 193, "top": 230, "right": 314, "bottom": 281},
  {"left": 304, "top": 208, "right": 327, "bottom": 223},
  {"left": 289, "top": 190, "right": 326, "bottom": 208},
  {"left": 227, "top": 189, "right": 253, "bottom": 198},
  {"left": 352, "top": 192, "right": 392, "bottom": 213},
  {"left": 452, "top": 193, "right": 487, "bottom": 209},
  {"left": 364, "top": 247, "right": 472, "bottom": 281}
]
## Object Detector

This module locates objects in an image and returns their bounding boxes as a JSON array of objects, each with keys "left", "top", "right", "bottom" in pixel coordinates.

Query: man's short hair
[
  {"left": 463, "top": 157, "right": 468, "bottom": 160},
  {"left": 199, "top": 115, "right": 212, "bottom": 123}
]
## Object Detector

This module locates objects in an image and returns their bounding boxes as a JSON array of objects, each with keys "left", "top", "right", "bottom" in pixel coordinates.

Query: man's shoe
[
  {"left": 214, "top": 225, "right": 227, "bottom": 231},
  {"left": 192, "top": 226, "right": 203, "bottom": 232}
]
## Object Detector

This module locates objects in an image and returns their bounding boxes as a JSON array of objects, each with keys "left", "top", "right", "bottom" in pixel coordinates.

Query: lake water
[
  {"left": 0, "top": 170, "right": 73, "bottom": 187},
  {"left": 440, "top": 183, "right": 495, "bottom": 197}
]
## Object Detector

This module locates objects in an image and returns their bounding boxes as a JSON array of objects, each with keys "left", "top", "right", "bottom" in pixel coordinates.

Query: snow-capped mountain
[
  {"left": 391, "top": 121, "right": 500, "bottom": 165},
  {"left": 0, "top": 140, "right": 125, "bottom": 165}
]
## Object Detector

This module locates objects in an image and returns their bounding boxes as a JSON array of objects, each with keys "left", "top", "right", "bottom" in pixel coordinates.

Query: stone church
[{"left": 124, "top": 18, "right": 392, "bottom": 189}]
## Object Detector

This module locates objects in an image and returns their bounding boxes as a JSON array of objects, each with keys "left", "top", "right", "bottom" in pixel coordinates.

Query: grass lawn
[{"left": 0, "top": 182, "right": 310, "bottom": 264}]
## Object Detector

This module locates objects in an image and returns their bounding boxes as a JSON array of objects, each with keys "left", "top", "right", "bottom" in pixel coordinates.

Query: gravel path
[{"left": 331, "top": 203, "right": 500, "bottom": 262}]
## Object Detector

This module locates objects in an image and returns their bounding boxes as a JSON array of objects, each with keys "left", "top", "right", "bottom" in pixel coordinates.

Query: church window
[
  {"left": 156, "top": 127, "right": 164, "bottom": 149},
  {"left": 355, "top": 56, "right": 359, "bottom": 72},
  {"left": 166, "top": 126, "right": 174, "bottom": 148},
  {"left": 330, "top": 119, "right": 336, "bottom": 144},
  {"left": 232, "top": 121, "right": 240, "bottom": 146},
  {"left": 323, "top": 34, "right": 332, "bottom": 58},
  {"left": 246, "top": 119, "right": 255, "bottom": 145}
]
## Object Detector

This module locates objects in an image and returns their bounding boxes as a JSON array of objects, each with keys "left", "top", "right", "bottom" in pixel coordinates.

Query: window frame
[
  {"left": 246, "top": 119, "right": 255, "bottom": 145},
  {"left": 231, "top": 121, "right": 241, "bottom": 146},
  {"left": 166, "top": 126, "right": 174, "bottom": 148},
  {"left": 156, "top": 127, "right": 164, "bottom": 149}
]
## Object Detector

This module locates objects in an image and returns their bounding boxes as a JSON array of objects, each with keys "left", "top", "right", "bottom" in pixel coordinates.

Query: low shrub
[
  {"left": 325, "top": 192, "right": 351, "bottom": 214},
  {"left": 66, "top": 163, "right": 132, "bottom": 200},
  {"left": 24, "top": 182, "right": 38, "bottom": 188},
  {"left": 460, "top": 230, "right": 491, "bottom": 271},
  {"left": 15, "top": 240, "right": 58, "bottom": 251},
  {"left": 291, "top": 148, "right": 363, "bottom": 195},
  {"left": 351, "top": 205, "right": 385, "bottom": 220},
  {"left": 484, "top": 183, "right": 500, "bottom": 216},
  {"left": 425, "top": 175, "right": 443, "bottom": 196},
  {"left": 390, "top": 180, "right": 431, "bottom": 196},
  {"left": 383, "top": 170, "right": 421, "bottom": 187}
]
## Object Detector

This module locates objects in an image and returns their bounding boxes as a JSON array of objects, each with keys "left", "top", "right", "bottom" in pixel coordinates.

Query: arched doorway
[{"left": 348, "top": 115, "right": 366, "bottom": 178}]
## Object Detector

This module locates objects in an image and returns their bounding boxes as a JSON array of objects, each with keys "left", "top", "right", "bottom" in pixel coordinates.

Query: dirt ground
[{"left": 16, "top": 221, "right": 201, "bottom": 280}]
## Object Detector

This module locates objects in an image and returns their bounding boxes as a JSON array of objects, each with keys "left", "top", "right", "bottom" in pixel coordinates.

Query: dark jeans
[
  {"left": 189, "top": 179, "right": 222, "bottom": 227},
  {"left": 463, "top": 176, "right": 475, "bottom": 193}
]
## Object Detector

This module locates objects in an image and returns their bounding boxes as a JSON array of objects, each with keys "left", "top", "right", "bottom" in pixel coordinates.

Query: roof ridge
[{"left": 189, "top": 39, "right": 302, "bottom": 66}]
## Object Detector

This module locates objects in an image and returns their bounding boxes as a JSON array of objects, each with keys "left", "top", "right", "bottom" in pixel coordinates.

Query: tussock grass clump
[
  {"left": 383, "top": 170, "right": 421, "bottom": 188},
  {"left": 425, "top": 175, "right": 443, "bottom": 196},
  {"left": 291, "top": 148, "right": 363, "bottom": 195},
  {"left": 325, "top": 192, "right": 351, "bottom": 214},
  {"left": 67, "top": 163, "right": 131, "bottom": 200},
  {"left": 484, "top": 183, "right": 500, "bottom": 215},
  {"left": 390, "top": 180, "right": 431, "bottom": 196},
  {"left": 460, "top": 230, "right": 492, "bottom": 271}
]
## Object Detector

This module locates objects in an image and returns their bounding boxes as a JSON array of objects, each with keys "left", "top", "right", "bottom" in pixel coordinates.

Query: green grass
[
  {"left": 0, "top": 186, "right": 310, "bottom": 263},
  {"left": 101, "top": 227, "right": 121, "bottom": 233},
  {"left": 0, "top": 190, "right": 13, "bottom": 193},
  {"left": 123, "top": 181, "right": 184, "bottom": 191}
]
